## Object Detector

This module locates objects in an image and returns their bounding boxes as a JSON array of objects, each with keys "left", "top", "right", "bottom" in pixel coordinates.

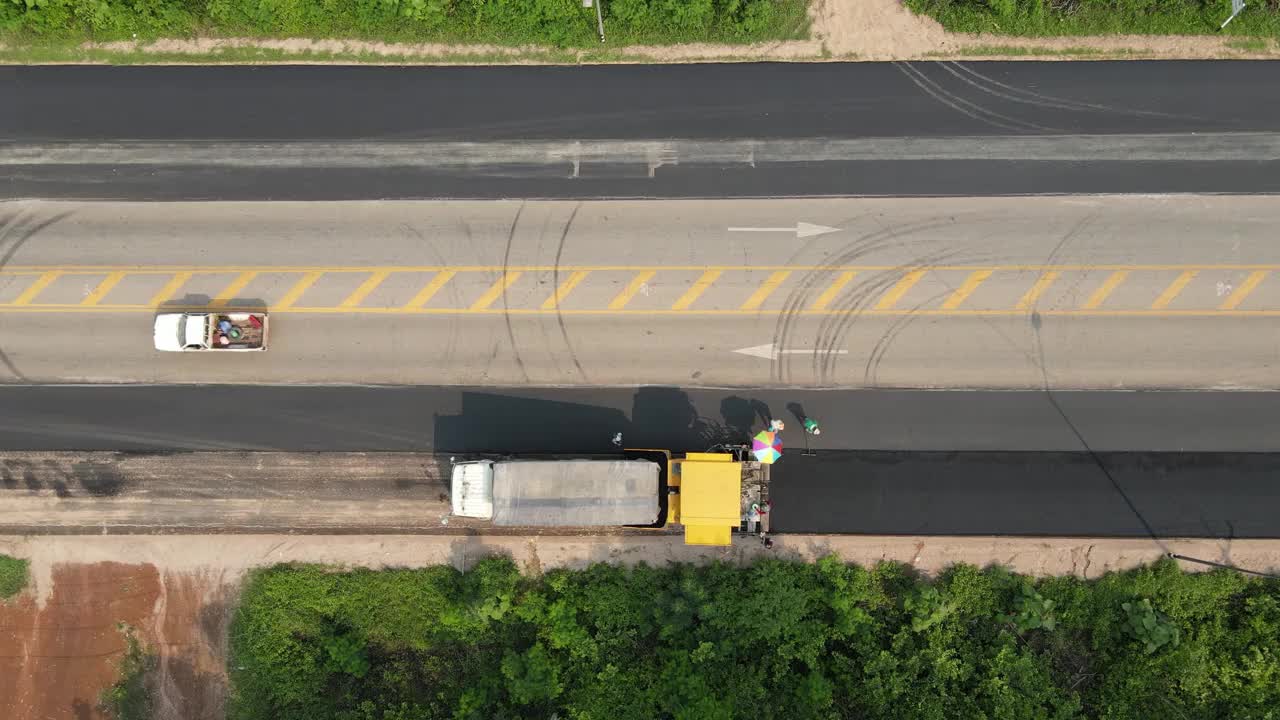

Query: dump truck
[
  {"left": 153, "top": 312, "right": 268, "bottom": 352},
  {"left": 449, "top": 450, "right": 758, "bottom": 546}
]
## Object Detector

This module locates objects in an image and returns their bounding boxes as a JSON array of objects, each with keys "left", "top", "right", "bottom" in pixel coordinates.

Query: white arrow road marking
[
  {"left": 733, "top": 343, "right": 850, "bottom": 360},
  {"left": 727, "top": 222, "right": 841, "bottom": 239}
]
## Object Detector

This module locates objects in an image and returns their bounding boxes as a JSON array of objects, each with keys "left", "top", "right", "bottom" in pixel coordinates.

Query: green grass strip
[
  {"left": 905, "top": 0, "right": 1280, "bottom": 37},
  {"left": 0, "top": 0, "right": 809, "bottom": 47},
  {"left": 0, "top": 555, "right": 29, "bottom": 600}
]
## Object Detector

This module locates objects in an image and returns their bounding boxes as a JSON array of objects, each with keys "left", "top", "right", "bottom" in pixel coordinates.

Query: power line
[
  {"left": 1030, "top": 311, "right": 1276, "bottom": 580},
  {"left": 1167, "top": 553, "right": 1280, "bottom": 580}
]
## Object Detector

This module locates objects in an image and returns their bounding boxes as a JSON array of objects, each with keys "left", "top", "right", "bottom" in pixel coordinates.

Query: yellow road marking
[
  {"left": 1083, "top": 270, "right": 1129, "bottom": 310},
  {"left": 5, "top": 263, "right": 1280, "bottom": 316},
  {"left": 80, "top": 272, "right": 127, "bottom": 306},
  {"left": 212, "top": 271, "right": 259, "bottom": 304},
  {"left": 148, "top": 272, "right": 193, "bottom": 307},
  {"left": 541, "top": 270, "right": 591, "bottom": 311},
  {"left": 1151, "top": 270, "right": 1198, "bottom": 310},
  {"left": 1219, "top": 270, "right": 1269, "bottom": 310},
  {"left": 608, "top": 271, "right": 656, "bottom": 310},
  {"left": 941, "top": 270, "right": 992, "bottom": 310},
  {"left": 471, "top": 271, "right": 523, "bottom": 311},
  {"left": 8, "top": 305, "right": 1280, "bottom": 318},
  {"left": 340, "top": 271, "right": 391, "bottom": 308},
  {"left": 1016, "top": 271, "right": 1061, "bottom": 311},
  {"left": 740, "top": 270, "right": 791, "bottom": 311},
  {"left": 8, "top": 263, "right": 1280, "bottom": 274},
  {"left": 405, "top": 271, "right": 456, "bottom": 309},
  {"left": 11, "top": 271, "right": 62, "bottom": 306},
  {"left": 275, "top": 272, "right": 324, "bottom": 309},
  {"left": 810, "top": 271, "right": 856, "bottom": 311},
  {"left": 875, "top": 270, "right": 927, "bottom": 311},
  {"left": 672, "top": 270, "right": 722, "bottom": 311}
]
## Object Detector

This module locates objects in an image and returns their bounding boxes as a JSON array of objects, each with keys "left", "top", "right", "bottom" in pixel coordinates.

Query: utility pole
[
  {"left": 583, "top": 0, "right": 605, "bottom": 42},
  {"left": 1220, "top": 0, "right": 1246, "bottom": 29}
]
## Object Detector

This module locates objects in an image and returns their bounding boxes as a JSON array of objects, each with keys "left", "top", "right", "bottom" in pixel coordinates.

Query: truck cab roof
[
  {"left": 451, "top": 461, "right": 495, "bottom": 519},
  {"left": 153, "top": 312, "right": 210, "bottom": 351},
  {"left": 153, "top": 313, "right": 190, "bottom": 351}
]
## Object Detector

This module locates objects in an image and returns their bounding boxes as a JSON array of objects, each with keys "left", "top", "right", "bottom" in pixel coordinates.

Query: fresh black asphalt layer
[
  {"left": 5, "top": 62, "right": 1278, "bottom": 199},
  {"left": 1, "top": 385, "right": 1277, "bottom": 538}
]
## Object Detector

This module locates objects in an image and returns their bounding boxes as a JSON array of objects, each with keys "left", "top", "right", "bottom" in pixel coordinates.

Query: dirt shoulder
[
  {"left": 0, "top": 451, "right": 679, "bottom": 536},
  {"left": 14, "top": 0, "right": 1279, "bottom": 64},
  {"left": 1, "top": 533, "right": 1278, "bottom": 720},
  {"left": 0, "top": 451, "right": 455, "bottom": 534}
]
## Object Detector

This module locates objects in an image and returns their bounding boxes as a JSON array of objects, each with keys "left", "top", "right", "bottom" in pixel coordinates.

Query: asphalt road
[
  {"left": 1, "top": 385, "right": 1276, "bottom": 453},
  {"left": 5, "top": 196, "right": 1280, "bottom": 389},
  {"left": 768, "top": 450, "right": 1280, "bottom": 538},
  {"left": 5, "top": 62, "right": 1280, "bottom": 198},
  {"left": 2, "top": 385, "right": 1277, "bottom": 537},
  {"left": 5, "top": 63, "right": 1279, "bottom": 537},
  {"left": 8, "top": 63, "right": 1277, "bottom": 140}
]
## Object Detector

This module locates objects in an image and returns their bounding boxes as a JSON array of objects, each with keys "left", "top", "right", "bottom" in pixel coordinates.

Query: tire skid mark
[
  {"left": 0, "top": 208, "right": 74, "bottom": 382},
  {"left": 820, "top": 238, "right": 1008, "bottom": 386},
  {"left": 499, "top": 200, "right": 530, "bottom": 383},
  {"left": 810, "top": 232, "right": 959, "bottom": 386},
  {"left": 946, "top": 62, "right": 1209, "bottom": 123},
  {"left": 771, "top": 218, "right": 947, "bottom": 385},
  {"left": 550, "top": 202, "right": 587, "bottom": 382},
  {"left": 895, "top": 62, "right": 1048, "bottom": 133},
  {"left": 806, "top": 222, "right": 965, "bottom": 385},
  {"left": 769, "top": 220, "right": 913, "bottom": 384}
]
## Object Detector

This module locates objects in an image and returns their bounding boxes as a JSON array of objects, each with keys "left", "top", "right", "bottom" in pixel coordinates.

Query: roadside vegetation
[
  {"left": 906, "top": 0, "right": 1280, "bottom": 37},
  {"left": 229, "top": 555, "right": 1280, "bottom": 720},
  {"left": 0, "top": 554, "right": 28, "bottom": 600},
  {"left": 99, "top": 624, "right": 156, "bottom": 720},
  {"left": 0, "top": 0, "right": 808, "bottom": 46}
]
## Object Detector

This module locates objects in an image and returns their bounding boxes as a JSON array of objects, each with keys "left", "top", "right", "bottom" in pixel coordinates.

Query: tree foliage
[{"left": 229, "top": 556, "right": 1280, "bottom": 720}]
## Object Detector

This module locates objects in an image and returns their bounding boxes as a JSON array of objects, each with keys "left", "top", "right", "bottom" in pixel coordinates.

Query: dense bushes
[
  {"left": 229, "top": 556, "right": 1280, "bottom": 720},
  {"left": 905, "top": 0, "right": 1280, "bottom": 37},
  {"left": 0, "top": 0, "right": 809, "bottom": 44}
]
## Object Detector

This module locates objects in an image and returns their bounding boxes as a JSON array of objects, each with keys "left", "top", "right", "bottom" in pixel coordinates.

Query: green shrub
[
  {"left": 1122, "top": 598, "right": 1181, "bottom": 654},
  {"left": 905, "top": 584, "right": 956, "bottom": 632},
  {"left": 1008, "top": 583, "right": 1058, "bottom": 632},
  {"left": 0, "top": 555, "right": 28, "bottom": 600},
  {"left": 320, "top": 625, "right": 371, "bottom": 678}
]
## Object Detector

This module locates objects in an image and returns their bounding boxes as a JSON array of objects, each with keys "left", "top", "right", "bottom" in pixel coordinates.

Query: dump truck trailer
[{"left": 450, "top": 457, "right": 662, "bottom": 527}]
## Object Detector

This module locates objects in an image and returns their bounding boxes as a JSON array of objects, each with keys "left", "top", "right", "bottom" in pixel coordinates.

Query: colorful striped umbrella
[{"left": 752, "top": 430, "right": 783, "bottom": 464}]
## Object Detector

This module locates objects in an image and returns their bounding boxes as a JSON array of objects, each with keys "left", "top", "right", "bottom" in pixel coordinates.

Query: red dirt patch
[
  {"left": 0, "top": 562, "right": 160, "bottom": 720},
  {"left": 0, "top": 562, "right": 230, "bottom": 720}
]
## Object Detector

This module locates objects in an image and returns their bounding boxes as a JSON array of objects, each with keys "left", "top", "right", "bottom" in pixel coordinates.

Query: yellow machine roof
[
  {"left": 678, "top": 456, "right": 741, "bottom": 528},
  {"left": 684, "top": 525, "right": 732, "bottom": 546}
]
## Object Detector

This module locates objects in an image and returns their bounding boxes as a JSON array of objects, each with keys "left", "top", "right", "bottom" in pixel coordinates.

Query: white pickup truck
[{"left": 153, "top": 312, "right": 268, "bottom": 352}]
